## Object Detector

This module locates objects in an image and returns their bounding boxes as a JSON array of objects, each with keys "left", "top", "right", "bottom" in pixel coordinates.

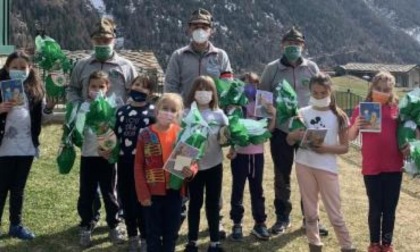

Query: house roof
[
  {"left": 63, "top": 49, "right": 164, "bottom": 84},
  {"left": 339, "top": 63, "right": 418, "bottom": 73}
]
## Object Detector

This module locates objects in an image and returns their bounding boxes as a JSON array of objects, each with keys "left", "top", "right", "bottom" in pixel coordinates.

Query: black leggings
[
  {"left": 0, "top": 156, "right": 33, "bottom": 226},
  {"left": 364, "top": 172, "right": 402, "bottom": 245},
  {"left": 188, "top": 164, "right": 223, "bottom": 242}
]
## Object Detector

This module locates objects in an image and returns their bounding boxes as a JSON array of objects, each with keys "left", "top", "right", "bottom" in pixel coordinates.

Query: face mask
[
  {"left": 195, "top": 91, "right": 213, "bottom": 105},
  {"left": 157, "top": 110, "right": 176, "bottom": 125},
  {"left": 284, "top": 45, "right": 302, "bottom": 62},
  {"left": 372, "top": 90, "right": 390, "bottom": 105},
  {"left": 309, "top": 96, "right": 331, "bottom": 108},
  {"left": 9, "top": 69, "right": 29, "bottom": 81},
  {"left": 89, "top": 90, "right": 103, "bottom": 100},
  {"left": 192, "top": 29, "right": 210, "bottom": 44},
  {"left": 95, "top": 44, "right": 114, "bottom": 61},
  {"left": 130, "top": 90, "right": 148, "bottom": 102},
  {"left": 244, "top": 83, "right": 257, "bottom": 101}
]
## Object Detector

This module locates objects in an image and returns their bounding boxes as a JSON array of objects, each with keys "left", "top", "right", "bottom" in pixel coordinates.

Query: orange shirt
[{"left": 152, "top": 124, "right": 179, "bottom": 164}]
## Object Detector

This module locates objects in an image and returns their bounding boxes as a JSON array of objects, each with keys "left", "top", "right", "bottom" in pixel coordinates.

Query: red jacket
[{"left": 134, "top": 124, "right": 198, "bottom": 203}]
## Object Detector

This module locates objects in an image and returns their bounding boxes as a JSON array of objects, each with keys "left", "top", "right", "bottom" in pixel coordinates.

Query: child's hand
[
  {"left": 140, "top": 199, "right": 152, "bottom": 206},
  {"left": 400, "top": 143, "right": 411, "bottom": 159},
  {"left": 290, "top": 129, "right": 305, "bottom": 142},
  {"left": 226, "top": 147, "right": 237, "bottom": 160},
  {"left": 98, "top": 148, "right": 112, "bottom": 160},
  {"left": 265, "top": 104, "right": 276, "bottom": 117},
  {"left": 355, "top": 116, "right": 368, "bottom": 129},
  {"left": 45, "top": 96, "right": 57, "bottom": 110},
  {"left": 182, "top": 166, "right": 193, "bottom": 178},
  {"left": 311, "top": 144, "right": 328, "bottom": 154},
  {"left": 0, "top": 102, "right": 14, "bottom": 114}
]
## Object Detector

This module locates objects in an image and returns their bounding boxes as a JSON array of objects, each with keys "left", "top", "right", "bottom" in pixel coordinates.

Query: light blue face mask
[{"left": 9, "top": 69, "right": 30, "bottom": 81}]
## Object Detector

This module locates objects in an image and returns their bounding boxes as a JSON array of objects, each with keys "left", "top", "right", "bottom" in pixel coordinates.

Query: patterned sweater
[{"left": 134, "top": 124, "right": 198, "bottom": 202}]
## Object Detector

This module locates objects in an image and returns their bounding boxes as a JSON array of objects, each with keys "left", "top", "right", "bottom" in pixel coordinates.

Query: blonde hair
[
  {"left": 366, "top": 71, "right": 398, "bottom": 105},
  {"left": 156, "top": 93, "right": 184, "bottom": 122},
  {"left": 186, "top": 75, "right": 219, "bottom": 110},
  {"left": 309, "top": 73, "right": 348, "bottom": 131}
]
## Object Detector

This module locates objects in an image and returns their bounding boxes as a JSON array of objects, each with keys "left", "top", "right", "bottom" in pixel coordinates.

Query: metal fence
[{"left": 335, "top": 90, "right": 364, "bottom": 148}]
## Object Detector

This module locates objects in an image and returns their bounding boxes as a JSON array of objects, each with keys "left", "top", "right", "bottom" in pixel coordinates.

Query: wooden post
[{"left": 0, "top": 0, "right": 15, "bottom": 55}]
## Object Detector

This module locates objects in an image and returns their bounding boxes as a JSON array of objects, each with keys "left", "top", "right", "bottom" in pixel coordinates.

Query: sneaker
[
  {"left": 219, "top": 222, "right": 226, "bottom": 240},
  {"left": 128, "top": 236, "right": 140, "bottom": 252},
  {"left": 251, "top": 223, "right": 270, "bottom": 241},
  {"left": 8, "top": 225, "right": 35, "bottom": 240},
  {"left": 318, "top": 222, "right": 329, "bottom": 237},
  {"left": 90, "top": 219, "right": 99, "bottom": 232},
  {"left": 207, "top": 244, "right": 225, "bottom": 252},
  {"left": 109, "top": 226, "right": 125, "bottom": 244},
  {"left": 139, "top": 238, "right": 147, "bottom": 252},
  {"left": 230, "top": 224, "right": 243, "bottom": 241},
  {"left": 368, "top": 243, "right": 382, "bottom": 252},
  {"left": 184, "top": 241, "right": 198, "bottom": 252},
  {"left": 381, "top": 244, "right": 393, "bottom": 252},
  {"left": 270, "top": 220, "right": 291, "bottom": 235},
  {"left": 79, "top": 227, "right": 92, "bottom": 247},
  {"left": 302, "top": 219, "right": 329, "bottom": 237}
]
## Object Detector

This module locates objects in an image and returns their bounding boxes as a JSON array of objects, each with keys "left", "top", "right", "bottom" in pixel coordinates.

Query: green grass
[
  {"left": 1, "top": 125, "right": 420, "bottom": 251},
  {"left": 332, "top": 75, "right": 412, "bottom": 99}
]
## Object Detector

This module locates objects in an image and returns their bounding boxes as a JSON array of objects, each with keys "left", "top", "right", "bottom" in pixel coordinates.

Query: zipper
[
  {"left": 293, "top": 68, "right": 296, "bottom": 90},
  {"left": 198, "top": 54, "right": 203, "bottom": 75}
]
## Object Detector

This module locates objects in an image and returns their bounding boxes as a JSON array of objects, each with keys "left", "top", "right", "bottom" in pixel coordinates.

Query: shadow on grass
[
  {"left": 0, "top": 225, "right": 130, "bottom": 252},
  {"left": 175, "top": 227, "right": 305, "bottom": 251}
]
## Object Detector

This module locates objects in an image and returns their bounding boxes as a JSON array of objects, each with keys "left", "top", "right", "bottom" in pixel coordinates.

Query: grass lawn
[
  {"left": 1, "top": 125, "right": 420, "bottom": 251},
  {"left": 332, "top": 75, "right": 411, "bottom": 98}
]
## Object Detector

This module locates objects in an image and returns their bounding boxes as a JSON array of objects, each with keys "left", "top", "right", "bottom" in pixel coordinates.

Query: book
[
  {"left": 300, "top": 128, "right": 328, "bottom": 149},
  {"left": 163, "top": 141, "right": 200, "bottom": 179},
  {"left": 254, "top": 90, "right": 273, "bottom": 118},
  {"left": 0, "top": 79, "right": 24, "bottom": 105},
  {"left": 359, "top": 102, "right": 381, "bottom": 133}
]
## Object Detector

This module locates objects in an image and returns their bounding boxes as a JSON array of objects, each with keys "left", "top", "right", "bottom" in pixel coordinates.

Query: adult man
[
  {"left": 164, "top": 8, "right": 231, "bottom": 101},
  {"left": 66, "top": 17, "right": 138, "bottom": 248},
  {"left": 67, "top": 17, "right": 137, "bottom": 105},
  {"left": 260, "top": 26, "right": 328, "bottom": 236},
  {"left": 164, "top": 8, "right": 231, "bottom": 252}
]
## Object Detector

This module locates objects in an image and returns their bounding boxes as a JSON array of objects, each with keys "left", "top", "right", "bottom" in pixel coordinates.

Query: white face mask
[
  {"left": 195, "top": 91, "right": 212, "bottom": 105},
  {"left": 309, "top": 96, "right": 331, "bottom": 108},
  {"left": 192, "top": 29, "right": 210, "bottom": 44}
]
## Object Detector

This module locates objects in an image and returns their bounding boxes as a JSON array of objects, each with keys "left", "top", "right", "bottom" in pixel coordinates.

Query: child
[
  {"left": 227, "top": 72, "right": 276, "bottom": 242},
  {"left": 349, "top": 72, "right": 406, "bottom": 252},
  {"left": 184, "top": 76, "right": 228, "bottom": 252},
  {"left": 77, "top": 70, "right": 124, "bottom": 247},
  {"left": 0, "top": 51, "right": 55, "bottom": 240},
  {"left": 134, "top": 93, "right": 197, "bottom": 252},
  {"left": 287, "top": 73, "right": 355, "bottom": 252},
  {"left": 115, "top": 75, "right": 156, "bottom": 251}
]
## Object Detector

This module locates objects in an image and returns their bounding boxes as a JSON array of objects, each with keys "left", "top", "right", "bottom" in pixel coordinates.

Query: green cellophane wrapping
[
  {"left": 56, "top": 102, "right": 78, "bottom": 174},
  {"left": 227, "top": 116, "right": 249, "bottom": 147},
  {"left": 407, "top": 140, "right": 420, "bottom": 175},
  {"left": 45, "top": 74, "right": 66, "bottom": 99},
  {"left": 56, "top": 142, "right": 76, "bottom": 174},
  {"left": 214, "top": 78, "right": 248, "bottom": 108},
  {"left": 34, "top": 36, "right": 72, "bottom": 74},
  {"left": 399, "top": 88, "right": 420, "bottom": 124},
  {"left": 289, "top": 116, "right": 307, "bottom": 132},
  {"left": 227, "top": 116, "right": 271, "bottom": 146},
  {"left": 275, "top": 79, "right": 299, "bottom": 125},
  {"left": 397, "top": 120, "right": 417, "bottom": 149},
  {"left": 85, "top": 95, "right": 119, "bottom": 164},
  {"left": 170, "top": 102, "right": 210, "bottom": 189}
]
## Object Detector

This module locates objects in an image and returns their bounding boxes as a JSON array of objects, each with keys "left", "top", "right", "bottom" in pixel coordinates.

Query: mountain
[{"left": 9, "top": 0, "right": 420, "bottom": 73}]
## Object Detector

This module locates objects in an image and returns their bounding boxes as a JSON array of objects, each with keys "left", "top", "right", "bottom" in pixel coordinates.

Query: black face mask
[{"left": 130, "top": 90, "right": 148, "bottom": 102}]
